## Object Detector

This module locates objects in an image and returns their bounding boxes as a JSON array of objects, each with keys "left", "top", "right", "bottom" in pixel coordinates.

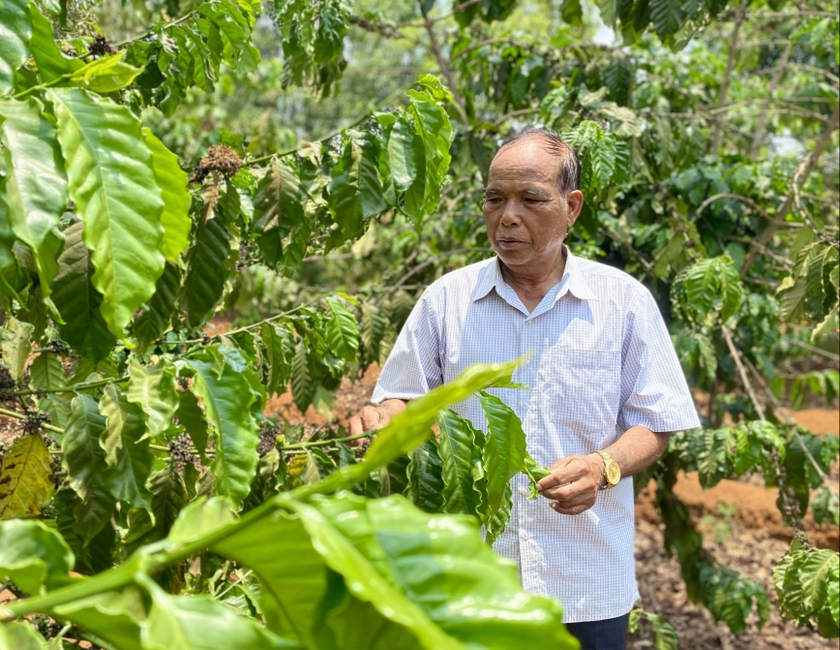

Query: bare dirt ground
[{"left": 1, "top": 355, "right": 837, "bottom": 649}]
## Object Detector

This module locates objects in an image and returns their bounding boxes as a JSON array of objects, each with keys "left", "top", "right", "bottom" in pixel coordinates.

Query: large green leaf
[
  {"left": 121, "top": 462, "right": 187, "bottom": 557},
  {"left": 50, "top": 219, "right": 116, "bottom": 361},
  {"left": 175, "top": 388, "right": 209, "bottom": 461},
  {"left": 0, "top": 0, "right": 31, "bottom": 95},
  {"left": 407, "top": 439, "right": 444, "bottom": 513},
  {"left": 48, "top": 88, "right": 165, "bottom": 337},
  {"left": 28, "top": 354, "right": 65, "bottom": 396},
  {"left": 132, "top": 261, "right": 181, "bottom": 352},
  {"left": 62, "top": 394, "right": 116, "bottom": 542},
  {"left": 436, "top": 409, "right": 484, "bottom": 517},
  {"left": 127, "top": 357, "right": 178, "bottom": 440},
  {"left": 0, "top": 316, "right": 33, "bottom": 381},
  {"left": 142, "top": 582, "right": 295, "bottom": 650},
  {"left": 259, "top": 321, "right": 295, "bottom": 397},
  {"left": 180, "top": 184, "right": 232, "bottom": 329},
  {"left": 478, "top": 391, "right": 528, "bottom": 518},
  {"left": 0, "top": 622, "right": 47, "bottom": 650},
  {"left": 0, "top": 433, "right": 54, "bottom": 519},
  {"left": 143, "top": 128, "right": 191, "bottom": 263},
  {"left": 252, "top": 156, "right": 306, "bottom": 269},
  {"left": 385, "top": 118, "right": 418, "bottom": 193},
  {"left": 67, "top": 51, "right": 143, "bottom": 93},
  {"left": 327, "top": 130, "right": 386, "bottom": 248},
  {"left": 187, "top": 345, "right": 261, "bottom": 506},
  {"left": 324, "top": 296, "right": 358, "bottom": 362},
  {"left": 27, "top": 4, "right": 82, "bottom": 82},
  {"left": 211, "top": 507, "right": 328, "bottom": 646},
  {"left": 99, "top": 383, "right": 153, "bottom": 511},
  {"left": 0, "top": 519, "right": 74, "bottom": 594},
  {"left": 405, "top": 88, "right": 452, "bottom": 221},
  {"left": 288, "top": 497, "right": 463, "bottom": 650},
  {"left": 363, "top": 495, "right": 573, "bottom": 649},
  {"left": 0, "top": 98, "right": 66, "bottom": 304},
  {"left": 49, "top": 587, "right": 147, "bottom": 650}
]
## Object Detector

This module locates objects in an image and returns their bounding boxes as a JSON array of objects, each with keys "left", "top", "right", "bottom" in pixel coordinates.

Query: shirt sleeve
[
  {"left": 617, "top": 286, "right": 700, "bottom": 433},
  {"left": 371, "top": 293, "right": 444, "bottom": 403}
]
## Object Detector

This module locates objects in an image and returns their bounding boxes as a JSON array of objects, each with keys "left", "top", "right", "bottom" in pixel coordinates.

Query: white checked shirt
[{"left": 372, "top": 248, "right": 700, "bottom": 623}]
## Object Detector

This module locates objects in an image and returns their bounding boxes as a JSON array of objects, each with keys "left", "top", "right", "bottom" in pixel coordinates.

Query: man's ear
[{"left": 566, "top": 190, "right": 584, "bottom": 225}]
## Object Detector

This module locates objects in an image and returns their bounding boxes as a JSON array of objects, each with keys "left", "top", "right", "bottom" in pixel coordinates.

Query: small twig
[
  {"left": 181, "top": 304, "right": 310, "bottom": 344},
  {"left": 785, "top": 337, "right": 840, "bottom": 361},
  {"left": 378, "top": 247, "right": 493, "bottom": 305},
  {"left": 492, "top": 108, "right": 540, "bottom": 128},
  {"left": 0, "top": 407, "right": 65, "bottom": 435},
  {"left": 711, "top": 1, "right": 746, "bottom": 152},
  {"left": 418, "top": 0, "right": 470, "bottom": 126},
  {"left": 721, "top": 325, "right": 810, "bottom": 534},
  {"left": 283, "top": 431, "right": 375, "bottom": 450},
  {"left": 696, "top": 192, "right": 773, "bottom": 222},
  {"left": 12, "top": 375, "right": 128, "bottom": 397}
]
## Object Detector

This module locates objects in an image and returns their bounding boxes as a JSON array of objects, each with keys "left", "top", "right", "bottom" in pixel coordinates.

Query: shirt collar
[{"left": 470, "top": 246, "right": 598, "bottom": 304}]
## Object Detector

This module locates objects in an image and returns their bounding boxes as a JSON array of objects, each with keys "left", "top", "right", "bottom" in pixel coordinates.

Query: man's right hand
[{"left": 347, "top": 399, "right": 408, "bottom": 446}]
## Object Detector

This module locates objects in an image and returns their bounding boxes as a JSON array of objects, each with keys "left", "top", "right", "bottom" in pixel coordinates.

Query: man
[{"left": 349, "top": 129, "right": 699, "bottom": 650}]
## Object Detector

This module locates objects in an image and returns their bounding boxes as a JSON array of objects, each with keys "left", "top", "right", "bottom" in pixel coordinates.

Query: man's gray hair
[{"left": 493, "top": 128, "right": 581, "bottom": 195}]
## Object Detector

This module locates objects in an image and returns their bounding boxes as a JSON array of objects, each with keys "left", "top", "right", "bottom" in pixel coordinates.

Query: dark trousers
[{"left": 564, "top": 612, "right": 630, "bottom": 650}]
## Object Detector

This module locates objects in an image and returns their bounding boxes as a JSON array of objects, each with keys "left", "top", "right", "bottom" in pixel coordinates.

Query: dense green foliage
[{"left": 0, "top": 0, "right": 837, "bottom": 646}]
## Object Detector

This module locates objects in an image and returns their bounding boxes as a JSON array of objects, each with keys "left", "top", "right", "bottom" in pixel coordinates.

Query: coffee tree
[{"left": 0, "top": 0, "right": 838, "bottom": 648}]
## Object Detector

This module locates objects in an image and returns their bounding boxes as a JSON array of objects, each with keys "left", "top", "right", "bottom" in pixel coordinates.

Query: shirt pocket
[{"left": 538, "top": 347, "right": 621, "bottom": 438}]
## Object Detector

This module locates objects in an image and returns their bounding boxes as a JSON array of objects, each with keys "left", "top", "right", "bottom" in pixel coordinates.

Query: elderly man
[{"left": 349, "top": 128, "right": 699, "bottom": 650}]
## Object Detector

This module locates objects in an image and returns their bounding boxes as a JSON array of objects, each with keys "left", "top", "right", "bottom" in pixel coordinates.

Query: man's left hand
[{"left": 536, "top": 454, "right": 605, "bottom": 515}]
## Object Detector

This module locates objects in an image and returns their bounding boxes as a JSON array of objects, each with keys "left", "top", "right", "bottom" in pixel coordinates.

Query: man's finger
[{"left": 549, "top": 500, "right": 594, "bottom": 516}]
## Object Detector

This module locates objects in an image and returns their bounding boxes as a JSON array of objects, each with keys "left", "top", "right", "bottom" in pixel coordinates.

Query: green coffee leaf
[
  {"left": 67, "top": 51, "right": 143, "bottom": 92},
  {"left": 187, "top": 345, "right": 261, "bottom": 506},
  {"left": 0, "top": 317, "right": 34, "bottom": 382},
  {"left": 407, "top": 439, "right": 444, "bottom": 513},
  {"left": 0, "top": 622, "right": 48, "bottom": 650},
  {"left": 62, "top": 394, "right": 116, "bottom": 542},
  {"left": 49, "top": 586, "right": 147, "bottom": 650},
  {"left": 127, "top": 357, "right": 178, "bottom": 440},
  {"left": 132, "top": 261, "right": 181, "bottom": 352},
  {"left": 49, "top": 88, "right": 165, "bottom": 337},
  {"left": 175, "top": 388, "right": 209, "bottom": 461},
  {"left": 29, "top": 352, "right": 66, "bottom": 393},
  {"left": 51, "top": 219, "right": 116, "bottom": 362},
  {"left": 0, "top": 98, "right": 67, "bottom": 306},
  {"left": 0, "top": 519, "right": 74, "bottom": 594},
  {"left": 100, "top": 383, "right": 153, "bottom": 511},
  {"left": 252, "top": 156, "right": 306, "bottom": 270},
  {"left": 143, "top": 128, "right": 191, "bottom": 264},
  {"left": 142, "top": 582, "right": 294, "bottom": 650},
  {"left": 325, "top": 295, "right": 359, "bottom": 362},
  {"left": 0, "top": 0, "right": 31, "bottom": 95},
  {"left": 27, "top": 4, "right": 82, "bottom": 82},
  {"left": 180, "top": 184, "right": 232, "bottom": 329},
  {"left": 436, "top": 409, "right": 484, "bottom": 516},
  {"left": 478, "top": 391, "right": 528, "bottom": 518},
  {"left": 122, "top": 462, "right": 187, "bottom": 557}
]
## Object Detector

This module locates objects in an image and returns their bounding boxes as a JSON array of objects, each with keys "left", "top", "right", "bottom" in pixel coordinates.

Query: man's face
[{"left": 483, "top": 138, "right": 583, "bottom": 273}]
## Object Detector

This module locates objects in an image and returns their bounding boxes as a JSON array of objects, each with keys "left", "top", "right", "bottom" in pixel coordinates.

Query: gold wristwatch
[{"left": 594, "top": 450, "right": 621, "bottom": 489}]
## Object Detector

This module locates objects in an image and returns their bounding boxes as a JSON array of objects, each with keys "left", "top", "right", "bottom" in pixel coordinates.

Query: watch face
[{"left": 606, "top": 464, "right": 621, "bottom": 485}]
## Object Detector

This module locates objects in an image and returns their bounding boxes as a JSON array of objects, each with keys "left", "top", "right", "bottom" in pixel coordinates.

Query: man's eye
[{"left": 484, "top": 197, "right": 503, "bottom": 206}]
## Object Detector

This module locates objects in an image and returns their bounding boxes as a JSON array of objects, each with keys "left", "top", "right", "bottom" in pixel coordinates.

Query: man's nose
[{"left": 500, "top": 200, "right": 522, "bottom": 226}]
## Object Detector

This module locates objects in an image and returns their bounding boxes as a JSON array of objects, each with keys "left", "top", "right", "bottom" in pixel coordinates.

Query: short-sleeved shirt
[{"left": 372, "top": 248, "right": 700, "bottom": 623}]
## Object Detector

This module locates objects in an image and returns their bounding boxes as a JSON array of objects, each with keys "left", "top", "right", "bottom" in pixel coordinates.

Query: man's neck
[{"left": 499, "top": 248, "right": 568, "bottom": 313}]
